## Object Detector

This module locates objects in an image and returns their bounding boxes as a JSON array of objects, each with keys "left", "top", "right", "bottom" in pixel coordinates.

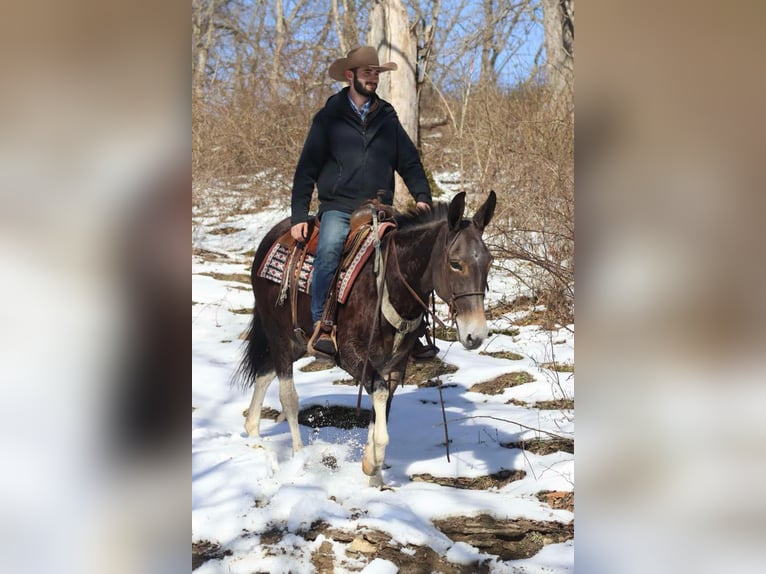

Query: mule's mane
[{"left": 393, "top": 200, "right": 450, "bottom": 230}]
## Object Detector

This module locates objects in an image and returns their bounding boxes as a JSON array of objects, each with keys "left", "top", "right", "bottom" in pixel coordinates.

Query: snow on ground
[{"left": 192, "top": 189, "right": 574, "bottom": 572}]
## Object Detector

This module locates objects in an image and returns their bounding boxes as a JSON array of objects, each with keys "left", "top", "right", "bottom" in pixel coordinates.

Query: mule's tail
[{"left": 233, "top": 309, "right": 270, "bottom": 389}]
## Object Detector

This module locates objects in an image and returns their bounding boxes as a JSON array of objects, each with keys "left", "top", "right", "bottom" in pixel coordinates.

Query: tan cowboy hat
[{"left": 328, "top": 46, "right": 398, "bottom": 82}]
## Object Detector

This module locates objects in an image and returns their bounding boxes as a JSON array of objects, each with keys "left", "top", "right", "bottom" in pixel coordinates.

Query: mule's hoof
[{"left": 368, "top": 474, "right": 385, "bottom": 488}]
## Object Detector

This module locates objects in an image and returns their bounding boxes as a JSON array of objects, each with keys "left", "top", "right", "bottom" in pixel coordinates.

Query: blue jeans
[{"left": 311, "top": 210, "right": 350, "bottom": 323}]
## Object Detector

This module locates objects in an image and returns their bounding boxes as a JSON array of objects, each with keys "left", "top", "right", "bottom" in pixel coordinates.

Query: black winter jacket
[{"left": 290, "top": 87, "right": 432, "bottom": 225}]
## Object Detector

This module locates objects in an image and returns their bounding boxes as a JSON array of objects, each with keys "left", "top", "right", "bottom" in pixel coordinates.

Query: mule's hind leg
[
  {"left": 276, "top": 358, "right": 304, "bottom": 454},
  {"left": 244, "top": 362, "right": 276, "bottom": 437}
]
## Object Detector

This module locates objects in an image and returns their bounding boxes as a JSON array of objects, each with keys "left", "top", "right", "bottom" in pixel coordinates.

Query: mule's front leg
[{"left": 362, "top": 384, "right": 390, "bottom": 487}]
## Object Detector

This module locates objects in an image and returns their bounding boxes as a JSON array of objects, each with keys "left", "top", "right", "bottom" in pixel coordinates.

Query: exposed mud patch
[
  {"left": 501, "top": 437, "right": 574, "bottom": 455},
  {"left": 376, "top": 543, "right": 489, "bottom": 573},
  {"left": 192, "top": 540, "right": 231, "bottom": 571},
  {"left": 469, "top": 371, "right": 535, "bottom": 394},
  {"left": 310, "top": 540, "right": 336, "bottom": 574},
  {"left": 298, "top": 405, "right": 371, "bottom": 429},
  {"left": 305, "top": 523, "right": 489, "bottom": 573},
  {"left": 434, "top": 514, "right": 574, "bottom": 561},
  {"left": 265, "top": 526, "right": 291, "bottom": 545},
  {"left": 537, "top": 490, "right": 574, "bottom": 513},
  {"left": 411, "top": 469, "right": 526, "bottom": 489}
]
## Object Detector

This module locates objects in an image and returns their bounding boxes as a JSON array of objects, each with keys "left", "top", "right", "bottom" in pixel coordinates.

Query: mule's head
[{"left": 435, "top": 191, "right": 496, "bottom": 350}]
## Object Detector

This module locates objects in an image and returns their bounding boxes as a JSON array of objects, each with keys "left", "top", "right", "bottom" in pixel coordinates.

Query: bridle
[
  {"left": 440, "top": 226, "right": 487, "bottom": 320},
  {"left": 389, "top": 225, "right": 486, "bottom": 325}
]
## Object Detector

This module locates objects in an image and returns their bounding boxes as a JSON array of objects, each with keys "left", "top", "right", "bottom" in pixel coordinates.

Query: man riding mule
[
  {"left": 237, "top": 190, "right": 497, "bottom": 487},
  {"left": 289, "top": 45, "right": 434, "bottom": 357}
]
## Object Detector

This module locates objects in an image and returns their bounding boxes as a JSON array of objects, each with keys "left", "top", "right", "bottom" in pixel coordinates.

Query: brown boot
[
  {"left": 308, "top": 321, "right": 336, "bottom": 357},
  {"left": 410, "top": 338, "right": 439, "bottom": 361}
]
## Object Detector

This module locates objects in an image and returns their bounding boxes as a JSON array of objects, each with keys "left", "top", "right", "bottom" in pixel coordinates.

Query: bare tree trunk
[
  {"left": 192, "top": 0, "right": 217, "bottom": 96},
  {"left": 369, "top": 0, "right": 419, "bottom": 210},
  {"left": 270, "top": 0, "right": 287, "bottom": 97},
  {"left": 333, "top": 0, "right": 359, "bottom": 55},
  {"left": 541, "top": 0, "right": 574, "bottom": 100},
  {"left": 480, "top": 0, "right": 498, "bottom": 85}
]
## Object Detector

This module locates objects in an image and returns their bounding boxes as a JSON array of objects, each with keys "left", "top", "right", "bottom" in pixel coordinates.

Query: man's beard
[{"left": 353, "top": 72, "right": 377, "bottom": 97}]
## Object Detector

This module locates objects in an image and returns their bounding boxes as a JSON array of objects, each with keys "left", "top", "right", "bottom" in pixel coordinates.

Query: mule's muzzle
[
  {"left": 456, "top": 313, "right": 488, "bottom": 350},
  {"left": 464, "top": 332, "right": 483, "bottom": 350}
]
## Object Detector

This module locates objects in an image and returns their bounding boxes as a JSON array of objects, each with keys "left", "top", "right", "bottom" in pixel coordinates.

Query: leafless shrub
[{"left": 422, "top": 85, "right": 573, "bottom": 326}]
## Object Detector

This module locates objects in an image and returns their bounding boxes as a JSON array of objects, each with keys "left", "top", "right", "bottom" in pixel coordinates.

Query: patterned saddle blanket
[{"left": 257, "top": 219, "right": 395, "bottom": 304}]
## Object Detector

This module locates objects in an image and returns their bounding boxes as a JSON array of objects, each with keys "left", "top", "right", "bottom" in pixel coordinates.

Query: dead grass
[
  {"left": 405, "top": 358, "right": 459, "bottom": 386},
  {"left": 486, "top": 296, "right": 536, "bottom": 319},
  {"left": 193, "top": 247, "right": 231, "bottom": 261},
  {"left": 197, "top": 271, "right": 251, "bottom": 284},
  {"left": 332, "top": 378, "right": 356, "bottom": 386},
  {"left": 541, "top": 362, "right": 574, "bottom": 372},
  {"left": 536, "top": 490, "right": 574, "bottom": 513},
  {"left": 207, "top": 226, "right": 245, "bottom": 235},
  {"left": 411, "top": 469, "right": 526, "bottom": 490},
  {"left": 433, "top": 326, "right": 458, "bottom": 342},
  {"left": 501, "top": 437, "right": 574, "bottom": 455},
  {"left": 534, "top": 399, "right": 574, "bottom": 410},
  {"left": 469, "top": 371, "right": 535, "bottom": 394},
  {"left": 479, "top": 350, "right": 524, "bottom": 361},
  {"left": 488, "top": 327, "right": 520, "bottom": 337}
]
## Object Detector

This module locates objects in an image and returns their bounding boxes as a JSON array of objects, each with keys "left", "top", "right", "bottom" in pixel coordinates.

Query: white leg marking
[
  {"left": 278, "top": 375, "right": 303, "bottom": 453},
  {"left": 244, "top": 371, "right": 275, "bottom": 437},
  {"left": 362, "top": 389, "right": 390, "bottom": 486}
]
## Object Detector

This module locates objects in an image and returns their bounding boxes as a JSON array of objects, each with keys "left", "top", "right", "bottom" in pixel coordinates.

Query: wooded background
[{"left": 192, "top": 0, "right": 573, "bottom": 325}]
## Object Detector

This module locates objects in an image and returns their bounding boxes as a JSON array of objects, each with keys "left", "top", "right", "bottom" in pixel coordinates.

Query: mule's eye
[{"left": 450, "top": 261, "right": 463, "bottom": 272}]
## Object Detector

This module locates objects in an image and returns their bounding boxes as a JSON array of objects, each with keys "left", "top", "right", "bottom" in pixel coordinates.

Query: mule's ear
[
  {"left": 448, "top": 192, "right": 466, "bottom": 232},
  {"left": 472, "top": 190, "right": 496, "bottom": 232}
]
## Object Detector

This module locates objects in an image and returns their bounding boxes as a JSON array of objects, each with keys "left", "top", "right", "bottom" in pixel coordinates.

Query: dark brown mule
[{"left": 236, "top": 191, "right": 496, "bottom": 486}]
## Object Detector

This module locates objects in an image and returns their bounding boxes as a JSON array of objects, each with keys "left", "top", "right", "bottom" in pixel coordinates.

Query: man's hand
[
  {"left": 291, "top": 222, "right": 308, "bottom": 242},
  {"left": 416, "top": 201, "right": 431, "bottom": 213}
]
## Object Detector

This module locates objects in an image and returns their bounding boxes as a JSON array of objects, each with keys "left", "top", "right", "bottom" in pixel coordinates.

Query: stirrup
[{"left": 308, "top": 322, "right": 337, "bottom": 357}]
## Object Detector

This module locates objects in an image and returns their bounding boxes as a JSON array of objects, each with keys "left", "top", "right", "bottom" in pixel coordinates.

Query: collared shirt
[{"left": 347, "top": 94, "right": 372, "bottom": 123}]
